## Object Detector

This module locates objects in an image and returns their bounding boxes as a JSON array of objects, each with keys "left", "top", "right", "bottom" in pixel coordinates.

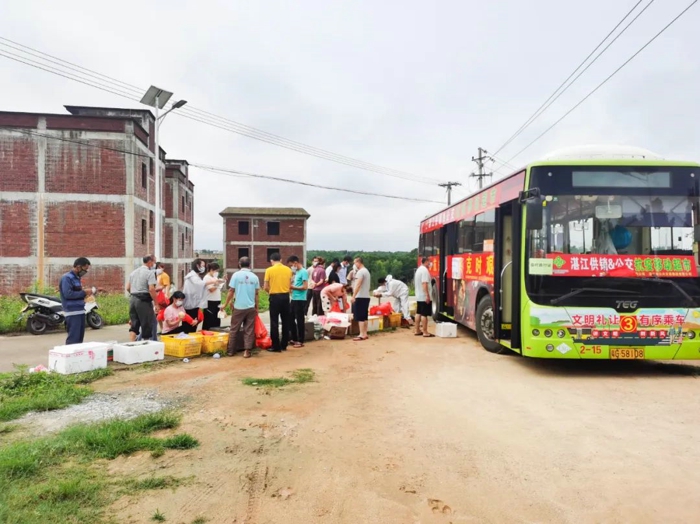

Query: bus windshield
[{"left": 526, "top": 166, "right": 700, "bottom": 307}]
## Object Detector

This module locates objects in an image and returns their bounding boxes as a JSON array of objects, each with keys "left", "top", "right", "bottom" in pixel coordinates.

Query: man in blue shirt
[
  {"left": 59, "top": 257, "right": 93, "bottom": 345},
  {"left": 287, "top": 255, "right": 309, "bottom": 347},
  {"left": 221, "top": 256, "right": 260, "bottom": 358}
]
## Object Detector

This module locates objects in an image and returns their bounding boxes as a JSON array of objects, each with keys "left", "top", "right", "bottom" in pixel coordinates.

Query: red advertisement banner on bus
[
  {"left": 537, "top": 254, "right": 698, "bottom": 278},
  {"left": 447, "top": 253, "right": 495, "bottom": 281}
]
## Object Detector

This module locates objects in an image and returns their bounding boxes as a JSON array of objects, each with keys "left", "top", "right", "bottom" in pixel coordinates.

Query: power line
[
  {"left": 191, "top": 164, "right": 444, "bottom": 204},
  {"left": 0, "top": 38, "right": 446, "bottom": 186},
  {"left": 504, "top": 0, "right": 697, "bottom": 164},
  {"left": 470, "top": 147, "right": 493, "bottom": 189},
  {"left": 6, "top": 127, "right": 441, "bottom": 204},
  {"left": 492, "top": 0, "right": 650, "bottom": 157}
]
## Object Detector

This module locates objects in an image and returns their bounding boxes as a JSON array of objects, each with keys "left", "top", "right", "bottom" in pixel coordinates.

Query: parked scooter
[{"left": 17, "top": 289, "right": 103, "bottom": 335}]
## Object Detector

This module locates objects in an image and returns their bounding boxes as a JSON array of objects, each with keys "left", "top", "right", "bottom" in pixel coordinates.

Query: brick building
[
  {"left": 220, "top": 207, "right": 310, "bottom": 279},
  {"left": 0, "top": 105, "right": 194, "bottom": 294},
  {"left": 164, "top": 159, "right": 195, "bottom": 286}
]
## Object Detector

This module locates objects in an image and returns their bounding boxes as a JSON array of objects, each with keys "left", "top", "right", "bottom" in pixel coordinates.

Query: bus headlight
[
  {"left": 687, "top": 331, "right": 696, "bottom": 340},
  {"left": 546, "top": 344, "right": 554, "bottom": 352},
  {"left": 544, "top": 329, "right": 553, "bottom": 338},
  {"left": 557, "top": 329, "right": 566, "bottom": 338},
  {"left": 532, "top": 329, "right": 540, "bottom": 336}
]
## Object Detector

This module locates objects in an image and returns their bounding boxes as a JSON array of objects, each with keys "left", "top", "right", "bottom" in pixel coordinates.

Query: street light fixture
[{"left": 139, "top": 86, "right": 187, "bottom": 262}]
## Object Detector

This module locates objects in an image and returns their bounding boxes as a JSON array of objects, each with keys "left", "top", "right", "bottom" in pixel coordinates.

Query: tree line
[{"left": 307, "top": 249, "right": 419, "bottom": 289}]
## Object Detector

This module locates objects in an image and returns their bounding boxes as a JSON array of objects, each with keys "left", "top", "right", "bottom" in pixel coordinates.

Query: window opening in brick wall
[
  {"left": 141, "top": 219, "right": 147, "bottom": 244},
  {"left": 149, "top": 158, "right": 154, "bottom": 178},
  {"left": 267, "top": 221, "right": 280, "bottom": 235},
  {"left": 141, "top": 163, "right": 147, "bottom": 189},
  {"left": 267, "top": 248, "right": 280, "bottom": 261},
  {"left": 181, "top": 233, "right": 184, "bottom": 251},
  {"left": 238, "top": 247, "right": 250, "bottom": 260},
  {"left": 238, "top": 220, "right": 250, "bottom": 235},
  {"left": 149, "top": 210, "right": 154, "bottom": 229},
  {"left": 181, "top": 195, "right": 185, "bottom": 213}
]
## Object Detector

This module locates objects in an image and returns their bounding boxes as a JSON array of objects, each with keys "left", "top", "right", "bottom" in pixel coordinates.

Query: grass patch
[
  {"left": 123, "top": 475, "right": 187, "bottom": 492},
  {"left": 0, "top": 412, "right": 198, "bottom": 523},
  {"left": 0, "top": 424, "right": 17, "bottom": 435},
  {"left": 192, "top": 518, "right": 209, "bottom": 524},
  {"left": 242, "top": 368, "right": 316, "bottom": 388},
  {"left": 152, "top": 509, "right": 166, "bottom": 522},
  {"left": 0, "top": 366, "right": 113, "bottom": 422}
]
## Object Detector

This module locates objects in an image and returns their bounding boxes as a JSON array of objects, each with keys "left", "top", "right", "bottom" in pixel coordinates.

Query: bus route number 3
[{"left": 580, "top": 345, "right": 602, "bottom": 355}]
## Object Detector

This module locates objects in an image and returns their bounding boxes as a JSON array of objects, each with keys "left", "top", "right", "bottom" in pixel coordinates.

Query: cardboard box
[
  {"left": 348, "top": 321, "right": 360, "bottom": 336},
  {"left": 435, "top": 322, "right": 457, "bottom": 338},
  {"left": 113, "top": 341, "right": 165, "bottom": 364},
  {"left": 325, "top": 325, "right": 347, "bottom": 339},
  {"left": 48, "top": 342, "right": 110, "bottom": 375}
]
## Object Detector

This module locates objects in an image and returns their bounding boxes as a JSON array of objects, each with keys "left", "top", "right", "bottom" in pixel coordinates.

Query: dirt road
[{"left": 88, "top": 327, "right": 700, "bottom": 523}]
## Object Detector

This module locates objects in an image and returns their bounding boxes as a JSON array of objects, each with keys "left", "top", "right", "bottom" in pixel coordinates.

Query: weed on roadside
[
  {"left": 152, "top": 509, "right": 166, "bottom": 522},
  {"left": 122, "top": 475, "right": 189, "bottom": 492},
  {"left": 0, "top": 424, "right": 17, "bottom": 435},
  {"left": 0, "top": 366, "right": 113, "bottom": 422},
  {"left": 0, "top": 411, "right": 198, "bottom": 523},
  {"left": 242, "top": 368, "right": 316, "bottom": 388},
  {"left": 191, "top": 517, "right": 209, "bottom": 524}
]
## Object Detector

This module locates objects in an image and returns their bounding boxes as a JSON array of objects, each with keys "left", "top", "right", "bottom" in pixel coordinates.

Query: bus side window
[
  {"left": 419, "top": 233, "right": 425, "bottom": 256},
  {"left": 473, "top": 210, "right": 495, "bottom": 252},
  {"left": 458, "top": 219, "right": 474, "bottom": 253}
]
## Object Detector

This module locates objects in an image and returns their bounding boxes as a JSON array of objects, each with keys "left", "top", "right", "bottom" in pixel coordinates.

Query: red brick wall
[
  {"left": 0, "top": 201, "right": 33, "bottom": 257},
  {"left": 45, "top": 139, "right": 126, "bottom": 194},
  {"left": 132, "top": 204, "right": 153, "bottom": 257},
  {"left": 163, "top": 222, "right": 174, "bottom": 259},
  {"left": 45, "top": 202, "right": 125, "bottom": 257},
  {"left": 0, "top": 114, "right": 40, "bottom": 128},
  {"left": 45, "top": 116, "right": 125, "bottom": 133},
  {"left": 0, "top": 265, "right": 37, "bottom": 294},
  {"left": 0, "top": 134, "right": 38, "bottom": 192},
  {"left": 46, "top": 264, "right": 125, "bottom": 294},
  {"left": 164, "top": 181, "right": 173, "bottom": 217},
  {"left": 252, "top": 245, "right": 304, "bottom": 270},
  {"left": 224, "top": 217, "right": 305, "bottom": 243}
]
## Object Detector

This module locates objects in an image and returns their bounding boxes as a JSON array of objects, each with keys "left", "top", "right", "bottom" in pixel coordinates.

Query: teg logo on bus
[{"left": 615, "top": 300, "right": 639, "bottom": 310}]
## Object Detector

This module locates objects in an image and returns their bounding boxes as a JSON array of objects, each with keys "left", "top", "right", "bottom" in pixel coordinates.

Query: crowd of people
[{"left": 58, "top": 253, "right": 436, "bottom": 349}]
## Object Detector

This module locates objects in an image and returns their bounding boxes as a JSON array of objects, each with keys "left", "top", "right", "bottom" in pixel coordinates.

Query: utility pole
[
  {"left": 438, "top": 182, "right": 462, "bottom": 206},
  {"left": 471, "top": 147, "right": 493, "bottom": 189}
]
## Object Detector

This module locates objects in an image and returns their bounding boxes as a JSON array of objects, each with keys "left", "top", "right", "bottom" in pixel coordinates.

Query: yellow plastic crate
[
  {"left": 201, "top": 331, "right": 229, "bottom": 353},
  {"left": 385, "top": 313, "right": 402, "bottom": 328},
  {"left": 162, "top": 333, "right": 202, "bottom": 358}
]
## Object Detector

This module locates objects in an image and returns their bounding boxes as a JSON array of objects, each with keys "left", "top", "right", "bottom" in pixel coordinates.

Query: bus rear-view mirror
[
  {"left": 695, "top": 224, "right": 700, "bottom": 242},
  {"left": 525, "top": 198, "right": 543, "bottom": 231}
]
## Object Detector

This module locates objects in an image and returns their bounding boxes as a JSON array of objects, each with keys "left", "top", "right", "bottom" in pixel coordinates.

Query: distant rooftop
[{"left": 220, "top": 207, "right": 310, "bottom": 218}]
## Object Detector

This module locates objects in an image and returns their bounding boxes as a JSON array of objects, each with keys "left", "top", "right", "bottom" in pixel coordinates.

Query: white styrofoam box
[
  {"left": 435, "top": 322, "right": 457, "bottom": 338},
  {"left": 367, "top": 316, "right": 382, "bottom": 333},
  {"left": 48, "top": 342, "right": 109, "bottom": 375},
  {"left": 112, "top": 341, "right": 165, "bottom": 365}
]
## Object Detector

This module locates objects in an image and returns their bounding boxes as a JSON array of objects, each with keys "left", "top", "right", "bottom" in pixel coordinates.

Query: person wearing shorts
[
  {"left": 414, "top": 257, "right": 434, "bottom": 337},
  {"left": 321, "top": 283, "right": 347, "bottom": 314},
  {"left": 350, "top": 257, "right": 371, "bottom": 341}
]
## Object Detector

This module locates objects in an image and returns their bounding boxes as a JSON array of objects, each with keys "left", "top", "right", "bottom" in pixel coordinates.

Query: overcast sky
[{"left": 2, "top": 0, "right": 698, "bottom": 251}]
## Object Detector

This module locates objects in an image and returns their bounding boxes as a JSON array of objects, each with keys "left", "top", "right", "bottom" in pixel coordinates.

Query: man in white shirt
[
  {"left": 338, "top": 255, "right": 352, "bottom": 286},
  {"left": 414, "top": 257, "right": 433, "bottom": 337}
]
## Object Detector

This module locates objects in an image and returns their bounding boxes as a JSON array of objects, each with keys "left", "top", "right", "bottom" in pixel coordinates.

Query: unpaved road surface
[{"left": 87, "top": 327, "right": 700, "bottom": 523}]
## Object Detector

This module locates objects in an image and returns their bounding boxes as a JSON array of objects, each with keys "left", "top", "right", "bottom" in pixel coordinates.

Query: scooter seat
[{"left": 31, "top": 294, "right": 61, "bottom": 303}]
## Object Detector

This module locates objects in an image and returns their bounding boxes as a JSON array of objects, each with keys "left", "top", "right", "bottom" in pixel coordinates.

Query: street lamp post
[{"left": 139, "top": 86, "right": 187, "bottom": 262}]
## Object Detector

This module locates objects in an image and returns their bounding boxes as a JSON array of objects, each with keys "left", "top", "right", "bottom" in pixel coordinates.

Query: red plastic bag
[
  {"left": 254, "top": 315, "right": 268, "bottom": 339},
  {"left": 256, "top": 335, "right": 272, "bottom": 349},
  {"left": 156, "top": 290, "right": 169, "bottom": 309},
  {"left": 330, "top": 301, "right": 342, "bottom": 313},
  {"left": 369, "top": 302, "right": 393, "bottom": 316},
  {"left": 157, "top": 309, "right": 165, "bottom": 322},
  {"left": 198, "top": 309, "right": 204, "bottom": 322}
]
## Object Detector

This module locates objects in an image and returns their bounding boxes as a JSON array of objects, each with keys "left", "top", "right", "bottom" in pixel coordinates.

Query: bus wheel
[{"left": 476, "top": 296, "right": 503, "bottom": 353}]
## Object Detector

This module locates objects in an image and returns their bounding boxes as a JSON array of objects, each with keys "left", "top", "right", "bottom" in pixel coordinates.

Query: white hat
[{"left": 385, "top": 275, "right": 393, "bottom": 282}]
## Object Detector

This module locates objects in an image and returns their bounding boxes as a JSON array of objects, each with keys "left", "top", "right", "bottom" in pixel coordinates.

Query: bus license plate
[{"left": 610, "top": 348, "right": 645, "bottom": 360}]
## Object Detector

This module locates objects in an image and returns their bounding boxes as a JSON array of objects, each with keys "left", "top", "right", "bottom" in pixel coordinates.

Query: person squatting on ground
[
  {"left": 414, "top": 257, "right": 434, "bottom": 338},
  {"left": 350, "top": 257, "right": 371, "bottom": 341},
  {"left": 264, "top": 252, "right": 293, "bottom": 352},
  {"left": 321, "top": 282, "right": 347, "bottom": 315},
  {"left": 126, "top": 255, "right": 159, "bottom": 342},
  {"left": 375, "top": 275, "right": 413, "bottom": 326},
  {"left": 59, "top": 257, "right": 93, "bottom": 345},
  {"left": 287, "top": 255, "right": 308, "bottom": 348},
  {"left": 182, "top": 258, "right": 207, "bottom": 333},
  {"left": 161, "top": 291, "right": 199, "bottom": 335},
  {"left": 221, "top": 256, "right": 260, "bottom": 358}
]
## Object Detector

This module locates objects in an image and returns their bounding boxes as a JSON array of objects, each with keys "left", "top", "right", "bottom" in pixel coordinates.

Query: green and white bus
[{"left": 418, "top": 145, "right": 700, "bottom": 359}]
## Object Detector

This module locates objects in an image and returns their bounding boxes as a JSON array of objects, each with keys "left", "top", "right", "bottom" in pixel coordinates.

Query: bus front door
[
  {"left": 494, "top": 199, "right": 522, "bottom": 350},
  {"left": 441, "top": 222, "right": 458, "bottom": 318}
]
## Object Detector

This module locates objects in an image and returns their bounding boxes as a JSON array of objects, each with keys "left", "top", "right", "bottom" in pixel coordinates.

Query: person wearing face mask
[
  {"left": 339, "top": 255, "right": 352, "bottom": 288},
  {"left": 202, "top": 262, "right": 225, "bottom": 330},
  {"left": 306, "top": 256, "right": 319, "bottom": 315},
  {"left": 59, "top": 257, "right": 93, "bottom": 344},
  {"left": 181, "top": 258, "right": 207, "bottom": 333},
  {"left": 161, "top": 291, "right": 195, "bottom": 334},
  {"left": 287, "top": 255, "right": 309, "bottom": 348},
  {"left": 310, "top": 256, "right": 327, "bottom": 316},
  {"left": 126, "top": 255, "right": 160, "bottom": 342}
]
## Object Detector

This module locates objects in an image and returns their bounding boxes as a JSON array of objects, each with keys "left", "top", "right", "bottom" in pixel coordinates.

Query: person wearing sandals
[
  {"left": 287, "top": 255, "right": 308, "bottom": 348},
  {"left": 350, "top": 257, "right": 371, "bottom": 341},
  {"left": 414, "top": 257, "right": 434, "bottom": 338},
  {"left": 221, "top": 256, "right": 260, "bottom": 358}
]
